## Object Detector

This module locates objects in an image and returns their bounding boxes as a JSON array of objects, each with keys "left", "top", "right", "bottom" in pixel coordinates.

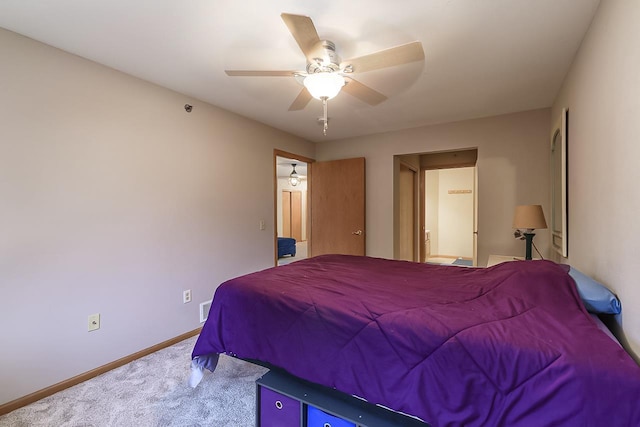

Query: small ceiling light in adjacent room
[
  {"left": 289, "top": 164, "right": 300, "bottom": 187},
  {"left": 512, "top": 204, "right": 548, "bottom": 260}
]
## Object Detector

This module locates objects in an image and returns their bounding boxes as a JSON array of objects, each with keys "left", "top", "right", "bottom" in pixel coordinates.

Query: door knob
[{"left": 352, "top": 230, "right": 363, "bottom": 235}]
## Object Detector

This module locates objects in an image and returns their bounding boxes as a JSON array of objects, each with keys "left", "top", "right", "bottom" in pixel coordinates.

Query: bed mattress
[{"left": 191, "top": 255, "right": 640, "bottom": 426}]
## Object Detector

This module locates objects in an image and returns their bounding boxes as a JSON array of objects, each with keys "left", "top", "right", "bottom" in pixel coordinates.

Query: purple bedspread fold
[{"left": 192, "top": 255, "right": 640, "bottom": 426}]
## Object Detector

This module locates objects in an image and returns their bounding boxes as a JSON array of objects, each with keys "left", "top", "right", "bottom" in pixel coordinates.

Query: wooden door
[
  {"left": 310, "top": 158, "right": 365, "bottom": 256},
  {"left": 282, "top": 191, "right": 291, "bottom": 238},
  {"left": 282, "top": 190, "right": 302, "bottom": 241},
  {"left": 291, "top": 191, "right": 302, "bottom": 241},
  {"left": 399, "top": 163, "right": 416, "bottom": 261}
]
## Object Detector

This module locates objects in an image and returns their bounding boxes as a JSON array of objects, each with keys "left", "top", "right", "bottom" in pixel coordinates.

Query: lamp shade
[
  {"left": 303, "top": 72, "right": 345, "bottom": 100},
  {"left": 513, "top": 205, "right": 547, "bottom": 230}
]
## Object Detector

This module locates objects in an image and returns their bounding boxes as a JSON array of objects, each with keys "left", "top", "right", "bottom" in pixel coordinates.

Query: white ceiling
[{"left": 0, "top": 0, "right": 600, "bottom": 142}]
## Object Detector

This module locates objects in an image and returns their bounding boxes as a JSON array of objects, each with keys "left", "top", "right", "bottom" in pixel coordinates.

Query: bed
[
  {"left": 277, "top": 237, "right": 296, "bottom": 258},
  {"left": 190, "top": 254, "right": 640, "bottom": 426}
]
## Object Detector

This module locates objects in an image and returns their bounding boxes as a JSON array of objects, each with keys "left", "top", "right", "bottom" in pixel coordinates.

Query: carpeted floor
[
  {"left": 0, "top": 336, "right": 268, "bottom": 427},
  {"left": 451, "top": 258, "right": 473, "bottom": 266},
  {"left": 426, "top": 256, "right": 473, "bottom": 267}
]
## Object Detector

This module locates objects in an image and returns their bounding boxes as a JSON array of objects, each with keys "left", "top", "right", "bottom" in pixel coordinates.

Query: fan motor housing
[{"left": 307, "top": 40, "right": 341, "bottom": 73}]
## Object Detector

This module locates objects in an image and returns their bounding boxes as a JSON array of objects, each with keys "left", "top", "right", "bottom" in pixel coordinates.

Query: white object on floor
[{"left": 189, "top": 360, "right": 204, "bottom": 387}]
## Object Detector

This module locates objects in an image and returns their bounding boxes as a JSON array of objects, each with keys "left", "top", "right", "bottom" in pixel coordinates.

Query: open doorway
[
  {"left": 274, "top": 151, "right": 366, "bottom": 266},
  {"left": 424, "top": 166, "right": 476, "bottom": 266},
  {"left": 274, "top": 151, "right": 313, "bottom": 266},
  {"left": 394, "top": 149, "right": 478, "bottom": 266},
  {"left": 421, "top": 149, "right": 478, "bottom": 266}
]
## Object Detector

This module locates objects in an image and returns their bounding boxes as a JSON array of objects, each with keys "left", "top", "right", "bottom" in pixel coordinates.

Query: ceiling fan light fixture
[{"left": 303, "top": 72, "right": 345, "bottom": 100}]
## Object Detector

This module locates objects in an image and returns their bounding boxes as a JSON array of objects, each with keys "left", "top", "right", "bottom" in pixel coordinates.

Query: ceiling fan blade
[
  {"left": 288, "top": 88, "right": 313, "bottom": 111},
  {"left": 343, "top": 41, "right": 424, "bottom": 73},
  {"left": 225, "top": 70, "right": 298, "bottom": 77},
  {"left": 342, "top": 78, "right": 387, "bottom": 106},
  {"left": 281, "top": 13, "right": 321, "bottom": 60}
]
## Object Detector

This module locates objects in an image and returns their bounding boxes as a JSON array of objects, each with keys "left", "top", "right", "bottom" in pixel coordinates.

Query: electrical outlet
[
  {"left": 259, "top": 219, "right": 266, "bottom": 230},
  {"left": 88, "top": 313, "right": 100, "bottom": 332},
  {"left": 183, "top": 289, "right": 192, "bottom": 304}
]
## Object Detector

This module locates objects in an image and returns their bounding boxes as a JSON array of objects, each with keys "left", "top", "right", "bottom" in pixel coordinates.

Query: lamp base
[{"left": 523, "top": 232, "right": 535, "bottom": 260}]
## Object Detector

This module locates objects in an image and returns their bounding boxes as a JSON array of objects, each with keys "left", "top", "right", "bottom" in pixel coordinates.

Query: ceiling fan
[{"left": 225, "top": 13, "right": 425, "bottom": 135}]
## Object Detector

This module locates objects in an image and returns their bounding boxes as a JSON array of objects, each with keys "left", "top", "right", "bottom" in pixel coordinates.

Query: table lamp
[{"left": 512, "top": 205, "right": 547, "bottom": 260}]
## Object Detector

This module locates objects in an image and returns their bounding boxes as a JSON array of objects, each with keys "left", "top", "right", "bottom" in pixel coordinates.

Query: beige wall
[
  {"left": 316, "top": 108, "right": 551, "bottom": 266},
  {"left": 0, "top": 28, "right": 314, "bottom": 405},
  {"left": 551, "top": 0, "right": 640, "bottom": 356}
]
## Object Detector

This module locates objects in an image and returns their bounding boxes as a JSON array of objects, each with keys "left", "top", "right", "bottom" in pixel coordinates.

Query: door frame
[
  {"left": 274, "top": 149, "right": 315, "bottom": 266},
  {"left": 398, "top": 161, "right": 419, "bottom": 261},
  {"left": 419, "top": 168, "right": 426, "bottom": 262}
]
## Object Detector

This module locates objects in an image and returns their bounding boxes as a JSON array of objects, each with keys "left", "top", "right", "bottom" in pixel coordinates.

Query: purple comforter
[{"left": 192, "top": 255, "right": 640, "bottom": 426}]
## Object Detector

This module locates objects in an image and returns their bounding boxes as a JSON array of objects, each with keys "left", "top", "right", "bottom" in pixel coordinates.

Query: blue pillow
[{"left": 568, "top": 267, "right": 621, "bottom": 314}]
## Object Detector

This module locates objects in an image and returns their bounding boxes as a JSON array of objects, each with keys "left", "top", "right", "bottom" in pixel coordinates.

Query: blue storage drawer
[
  {"left": 259, "top": 386, "right": 301, "bottom": 427},
  {"left": 307, "top": 405, "right": 356, "bottom": 427}
]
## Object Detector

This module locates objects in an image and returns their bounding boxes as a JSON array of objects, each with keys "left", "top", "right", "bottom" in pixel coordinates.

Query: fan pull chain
[{"left": 322, "top": 98, "right": 328, "bottom": 136}]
